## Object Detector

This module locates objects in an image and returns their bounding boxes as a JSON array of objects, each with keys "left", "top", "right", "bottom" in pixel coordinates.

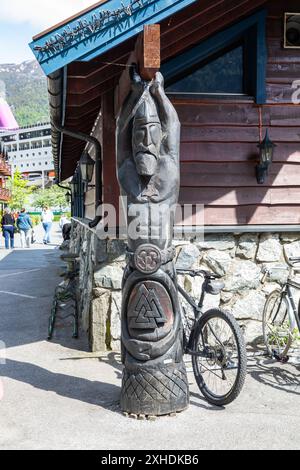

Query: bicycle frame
[
  {"left": 282, "top": 279, "right": 300, "bottom": 331},
  {"left": 177, "top": 282, "right": 214, "bottom": 357}
]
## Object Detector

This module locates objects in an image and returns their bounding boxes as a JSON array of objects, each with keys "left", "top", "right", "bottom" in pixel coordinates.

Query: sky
[{"left": 0, "top": 0, "right": 97, "bottom": 63}]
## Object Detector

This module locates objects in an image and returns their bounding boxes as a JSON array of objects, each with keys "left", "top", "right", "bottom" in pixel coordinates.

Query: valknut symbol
[{"left": 128, "top": 284, "right": 167, "bottom": 330}]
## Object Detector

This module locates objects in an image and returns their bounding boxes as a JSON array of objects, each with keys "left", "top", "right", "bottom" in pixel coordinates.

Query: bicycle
[
  {"left": 176, "top": 268, "right": 247, "bottom": 406},
  {"left": 262, "top": 257, "right": 300, "bottom": 362},
  {"left": 48, "top": 264, "right": 79, "bottom": 341}
]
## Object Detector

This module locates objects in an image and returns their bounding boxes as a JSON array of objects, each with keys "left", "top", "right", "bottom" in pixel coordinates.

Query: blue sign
[{"left": 29, "top": 0, "right": 198, "bottom": 76}]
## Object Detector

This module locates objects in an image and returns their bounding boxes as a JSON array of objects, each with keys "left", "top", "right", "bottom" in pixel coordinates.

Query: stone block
[
  {"left": 284, "top": 240, "right": 300, "bottom": 262},
  {"left": 94, "top": 265, "right": 123, "bottom": 290},
  {"left": 221, "top": 291, "right": 234, "bottom": 304},
  {"left": 231, "top": 291, "right": 266, "bottom": 320},
  {"left": 183, "top": 274, "right": 220, "bottom": 310},
  {"left": 256, "top": 233, "right": 282, "bottom": 262},
  {"left": 280, "top": 232, "right": 300, "bottom": 243},
  {"left": 176, "top": 244, "right": 201, "bottom": 269},
  {"left": 96, "top": 238, "right": 108, "bottom": 264},
  {"left": 239, "top": 319, "right": 264, "bottom": 345},
  {"left": 107, "top": 239, "right": 127, "bottom": 262},
  {"left": 224, "top": 260, "right": 261, "bottom": 292},
  {"left": 262, "top": 263, "right": 289, "bottom": 285},
  {"left": 236, "top": 233, "right": 258, "bottom": 260},
  {"left": 90, "top": 289, "right": 111, "bottom": 352},
  {"left": 183, "top": 274, "right": 203, "bottom": 300},
  {"left": 261, "top": 282, "right": 281, "bottom": 295},
  {"left": 197, "top": 234, "right": 235, "bottom": 251},
  {"left": 110, "top": 291, "right": 122, "bottom": 352},
  {"left": 203, "top": 249, "right": 232, "bottom": 276}
]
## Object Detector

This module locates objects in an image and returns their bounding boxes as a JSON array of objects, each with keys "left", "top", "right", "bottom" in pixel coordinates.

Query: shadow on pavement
[
  {"left": 189, "top": 391, "right": 225, "bottom": 411},
  {"left": 247, "top": 357, "right": 300, "bottom": 396},
  {"left": 1, "top": 358, "right": 121, "bottom": 411},
  {"left": 0, "top": 247, "right": 86, "bottom": 351}
]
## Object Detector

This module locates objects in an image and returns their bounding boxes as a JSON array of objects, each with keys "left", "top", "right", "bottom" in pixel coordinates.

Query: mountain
[{"left": 0, "top": 60, "right": 49, "bottom": 127}]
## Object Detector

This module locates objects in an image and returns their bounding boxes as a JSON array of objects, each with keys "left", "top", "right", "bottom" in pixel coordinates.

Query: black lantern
[
  {"left": 79, "top": 151, "right": 95, "bottom": 184},
  {"left": 256, "top": 130, "right": 276, "bottom": 184},
  {"left": 69, "top": 174, "right": 79, "bottom": 193},
  {"left": 65, "top": 192, "right": 71, "bottom": 204}
]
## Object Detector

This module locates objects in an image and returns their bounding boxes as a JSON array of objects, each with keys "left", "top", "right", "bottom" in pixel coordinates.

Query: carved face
[{"left": 132, "top": 121, "right": 162, "bottom": 177}]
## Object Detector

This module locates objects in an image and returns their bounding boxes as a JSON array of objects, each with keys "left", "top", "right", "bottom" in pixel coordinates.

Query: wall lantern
[
  {"left": 79, "top": 151, "right": 95, "bottom": 184},
  {"left": 256, "top": 130, "right": 276, "bottom": 184},
  {"left": 65, "top": 192, "right": 71, "bottom": 204},
  {"left": 69, "top": 174, "right": 79, "bottom": 194}
]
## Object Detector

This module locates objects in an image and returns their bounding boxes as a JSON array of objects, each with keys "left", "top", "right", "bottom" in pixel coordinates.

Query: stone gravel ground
[{"left": 0, "top": 225, "right": 299, "bottom": 450}]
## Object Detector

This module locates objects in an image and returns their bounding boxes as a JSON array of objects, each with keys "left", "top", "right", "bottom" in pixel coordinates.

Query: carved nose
[{"left": 143, "top": 129, "right": 152, "bottom": 146}]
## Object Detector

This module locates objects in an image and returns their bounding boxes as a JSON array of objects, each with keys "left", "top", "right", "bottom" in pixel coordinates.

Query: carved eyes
[{"left": 134, "top": 124, "right": 161, "bottom": 146}]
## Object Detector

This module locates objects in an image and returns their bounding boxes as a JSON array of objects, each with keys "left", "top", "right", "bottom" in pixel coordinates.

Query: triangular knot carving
[{"left": 129, "top": 284, "right": 167, "bottom": 329}]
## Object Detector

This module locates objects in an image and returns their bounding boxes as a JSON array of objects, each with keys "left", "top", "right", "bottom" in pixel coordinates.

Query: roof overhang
[
  {"left": 30, "top": 0, "right": 198, "bottom": 76},
  {"left": 29, "top": 0, "right": 269, "bottom": 182}
]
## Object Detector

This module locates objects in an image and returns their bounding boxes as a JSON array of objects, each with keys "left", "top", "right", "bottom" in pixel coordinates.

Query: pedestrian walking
[
  {"left": 1, "top": 208, "right": 15, "bottom": 250},
  {"left": 41, "top": 206, "right": 54, "bottom": 244},
  {"left": 17, "top": 209, "right": 33, "bottom": 248}
]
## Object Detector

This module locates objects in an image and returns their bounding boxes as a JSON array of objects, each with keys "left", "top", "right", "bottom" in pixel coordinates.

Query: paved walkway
[{"left": 0, "top": 225, "right": 299, "bottom": 450}]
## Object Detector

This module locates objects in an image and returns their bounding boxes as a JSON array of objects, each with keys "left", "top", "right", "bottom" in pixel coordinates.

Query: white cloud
[{"left": 1, "top": 0, "right": 96, "bottom": 30}]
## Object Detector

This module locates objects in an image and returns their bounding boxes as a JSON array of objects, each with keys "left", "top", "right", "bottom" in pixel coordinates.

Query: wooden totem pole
[{"left": 116, "top": 28, "right": 189, "bottom": 416}]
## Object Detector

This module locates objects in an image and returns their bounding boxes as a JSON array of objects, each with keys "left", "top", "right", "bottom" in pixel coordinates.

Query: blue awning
[{"left": 29, "top": 0, "right": 198, "bottom": 76}]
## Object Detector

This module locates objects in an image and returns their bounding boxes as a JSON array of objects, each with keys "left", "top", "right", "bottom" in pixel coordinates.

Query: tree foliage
[
  {"left": 32, "top": 185, "right": 69, "bottom": 210},
  {"left": 0, "top": 61, "right": 49, "bottom": 127},
  {"left": 6, "top": 170, "right": 35, "bottom": 211}
]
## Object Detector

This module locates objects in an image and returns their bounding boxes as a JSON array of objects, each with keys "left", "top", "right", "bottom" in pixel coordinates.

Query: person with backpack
[
  {"left": 17, "top": 209, "right": 33, "bottom": 248},
  {"left": 1, "top": 208, "right": 15, "bottom": 250}
]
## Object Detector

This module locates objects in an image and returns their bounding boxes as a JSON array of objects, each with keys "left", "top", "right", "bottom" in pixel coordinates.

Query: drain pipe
[{"left": 51, "top": 120, "right": 102, "bottom": 228}]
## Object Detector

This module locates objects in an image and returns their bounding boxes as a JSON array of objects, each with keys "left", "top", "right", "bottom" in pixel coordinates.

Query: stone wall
[{"left": 70, "top": 219, "right": 300, "bottom": 351}]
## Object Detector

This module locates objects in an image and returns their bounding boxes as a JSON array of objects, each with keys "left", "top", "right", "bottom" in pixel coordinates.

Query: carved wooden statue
[{"left": 116, "top": 68, "right": 189, "bottom": 416}]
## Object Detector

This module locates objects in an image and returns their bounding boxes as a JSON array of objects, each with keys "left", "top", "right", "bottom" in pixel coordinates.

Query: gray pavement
[{"left": 0, "top": 224, "right": 299, "bottom": 450}]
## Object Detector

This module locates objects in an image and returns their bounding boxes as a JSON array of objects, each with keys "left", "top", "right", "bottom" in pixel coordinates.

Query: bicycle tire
[
  {"left": 262, "top": 289, "right": 293, "bottom": 359},
  {"left": 48, "top": 298, "right": 58, "bottom": 340},
  {"left": 192, "top": 308, "right": 247, "bottom": 406}
]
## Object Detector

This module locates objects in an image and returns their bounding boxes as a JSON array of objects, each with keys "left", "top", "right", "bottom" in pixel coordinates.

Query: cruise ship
[{"left": 0, "top": 122, "right": 55, "bottom": 187}]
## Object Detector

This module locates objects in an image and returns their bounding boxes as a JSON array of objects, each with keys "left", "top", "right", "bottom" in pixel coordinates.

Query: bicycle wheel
[
  {"left": 192, "top": 308, "right": 247, "bottom": 406},
  {"left": 48, "top": 297, "right": 58, "bottom": 340},
  {"left": 262, "top": 289, "right": 293, "bottom": 359}
]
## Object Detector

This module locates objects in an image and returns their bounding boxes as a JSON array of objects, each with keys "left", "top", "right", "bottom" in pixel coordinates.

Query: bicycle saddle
[{"left": 204, "top": 279, "right": 225, "bottom": 295}]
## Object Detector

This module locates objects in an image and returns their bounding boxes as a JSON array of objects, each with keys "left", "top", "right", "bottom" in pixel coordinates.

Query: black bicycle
[
  {"left": 48, "top": 255, "right": 79, "bottom": 341},
  {"left": 262, "top": 256, "right": 300, "bottom": 362},
  {"left": 177, "top": 268, "right": 247, "bottom": 406}
]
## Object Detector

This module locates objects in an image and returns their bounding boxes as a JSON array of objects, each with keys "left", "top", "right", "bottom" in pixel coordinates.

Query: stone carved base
[{"left": 120, "top": 363, "right": 189, "bottom": 416}]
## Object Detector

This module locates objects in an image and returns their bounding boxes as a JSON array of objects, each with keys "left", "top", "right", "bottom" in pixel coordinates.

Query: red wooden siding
[
  {"left": 62, "top": 0, "right": 268, "bottom": 180},
  {"left": 176, "top": 0, "right": 300, "bottom": 226}
]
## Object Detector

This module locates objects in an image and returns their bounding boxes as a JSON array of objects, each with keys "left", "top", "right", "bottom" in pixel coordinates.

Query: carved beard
[{"left": 134, "top": 151, "right": 158, "bottom": 177}]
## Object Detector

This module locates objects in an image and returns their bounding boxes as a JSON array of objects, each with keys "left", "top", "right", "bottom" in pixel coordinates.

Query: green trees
[
  {"left": 6, "top": 171, "right": 69, "bottom": 212},
  {"left": 32, "top": 185, "right": 69, "bottom": 210},
  {"left": 6, "top": 170, "right": 34, "bottom": 211}
]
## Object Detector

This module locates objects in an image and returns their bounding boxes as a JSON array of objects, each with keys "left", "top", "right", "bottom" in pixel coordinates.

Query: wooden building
[
  {"left": 31, "top": 0, "right": 300, "bottom": 351},
  {"left": 0, "top": 148, "right": 11, "bottom": 212}
]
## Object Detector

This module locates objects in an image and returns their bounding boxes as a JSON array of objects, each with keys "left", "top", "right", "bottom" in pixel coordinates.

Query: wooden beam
[
  {"left": 115, "top": 24, "right": 161, "bottom": 117},
  {"left": 139, "top": 24, "right": 161, "bottom": 81}
]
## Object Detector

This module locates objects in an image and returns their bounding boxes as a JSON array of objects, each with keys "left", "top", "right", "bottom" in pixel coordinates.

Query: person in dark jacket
[
  {"left": 1, "top": 208, "right": 15, "bottom": 249},
  {"left": 17, "top": 209, "right": 33, "bottom": 248}
]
